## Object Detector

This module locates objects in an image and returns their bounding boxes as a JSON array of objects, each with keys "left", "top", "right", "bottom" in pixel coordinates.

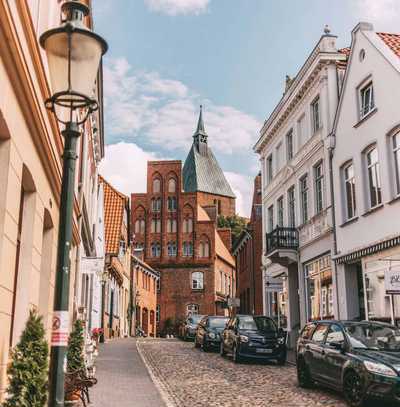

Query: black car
[
  {"left": 179, "top": 315, "right": 206, "bottom": 340},
  {"left": 297, "top": 320, "right": 400, "bottom": 407},
  {"left": 220, "top": 315, "right": 287, "bottom": 364},
  {"left": 194, "top": 315, "right": 229, "bottom": 351}
]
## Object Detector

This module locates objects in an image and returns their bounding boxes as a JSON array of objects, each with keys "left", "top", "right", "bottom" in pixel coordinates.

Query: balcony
[{"left": 265, "top": 227, "right": 298, "bottom": 266}]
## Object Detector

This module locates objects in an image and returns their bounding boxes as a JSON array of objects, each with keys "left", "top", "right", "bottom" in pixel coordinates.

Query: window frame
[
  {"left": 364, "top": 145, "right": 382, "bottom": 209},
  {"left": 300, "top": 174, "right": 309, "bottom": 224},
  {"left": 342, "top": 161, "right": 357, "bottom": 220},
  {"left": 266, "top": 154, "right": 273, "bottom": 184},
  {"left": 287, "top": 186, "right": 296, "bottom": 228},
  {"left": 359, "top": 81, "right": 375, "bottom": 119},
  {"left": 392, "top": 132, "right": 400, "bottom": 196},
  {"left": 286, "top": 129, "right": 294, "bottom": 162},
  {"left": 311, "top": 96, "right": 321, "bottom": 134},
  {"left": 267, "top": 204, "right": 274, "bottom": 232},
  {"left": 314, "top": 161, "right": 324, "bottom": 214},
  {"left": 277, "top": 196, "right": 284, "bottom": 227},
  {"left": 153, "top": 178, "right": 161, "bottom": 194},
  {"left": 191, "top": 272, "right": 204, "bottom": 290}
]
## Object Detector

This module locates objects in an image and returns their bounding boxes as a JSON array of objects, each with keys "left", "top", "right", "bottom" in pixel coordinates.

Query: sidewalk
[{"left": 90, "top": 338, "right": 166, "bottom": 407}]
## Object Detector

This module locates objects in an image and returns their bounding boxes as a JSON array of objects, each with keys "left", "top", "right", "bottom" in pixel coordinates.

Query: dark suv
[
  {"left": 194, "top": 315, "right": 229, "bottom": 351},
  {"left": 220, "top": 315, "right": 287, "bottom": 364},
  {"left": 297, "top": 320, "right": 400, "bottom": 407}
]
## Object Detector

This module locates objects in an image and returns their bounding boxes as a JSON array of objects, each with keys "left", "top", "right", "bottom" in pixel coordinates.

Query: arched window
[
  {"left": 183, "top": 241, "right": 193, "bottom": 257},
  {"left": 135, "top": 219, "right": 146, "bottom": 234},
  {"left": 191, "top": 272, "right": 204, "bottom": 290},
  {"left": 151, "top": 198, "right": 161, "bottom": 212},
  {"left": 167, "top": 218, "right": 177, "bottom": 233},
  {"left": 167, "top": 197, "right": 177, "bottom": 212},
  {"left": 168, "top": 178, "right": 176, "bottom": 193},
  {"left": 183, "top": 217, "right": 193, "bottom": 233},
  {"left": 153, "top": 178, "right": 161, "bottom": 193},
  {"left": 135, "top": 220, "right": 140, "bottom": 234},
  {"left": 199, "top": 240, "right": 210, "bottom": 258},
  {"left": 151, "top": 242, "right": 161, "bottom": 257},
  {"left": 151, "top": 219, "right": 161, "bottom": 233},
  {"left": 167, "top": 241, "right": 177, "bottom": 257}
]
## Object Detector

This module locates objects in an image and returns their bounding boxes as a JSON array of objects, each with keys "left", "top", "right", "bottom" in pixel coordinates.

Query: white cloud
[
  {"left": 103, "top": 57, "right": 261, "bottom": 155},
  {"left": 145, "top": 0, "right": 210, "bottom": 16},
  {"left": 225, "top": 172, "right": 254, "bottom": 218}
]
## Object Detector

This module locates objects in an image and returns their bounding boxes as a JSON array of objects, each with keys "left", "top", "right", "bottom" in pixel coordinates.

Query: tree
[
  {"left": 217, "top": 214, "right": 248, "bottom": 246},
  {"left": 66, "top": 319, "right": 85, "bottom": 372},
  {"left": 3, "top": 309, "right": 49, "bottom": 407}
]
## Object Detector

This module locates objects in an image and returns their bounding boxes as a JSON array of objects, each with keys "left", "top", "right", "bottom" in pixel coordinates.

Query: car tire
[
  {"left": 297, "top": 358, "right": 312, "bottom": 388},
  {"left": 220, "top": 341, "right": 226, "bottom": 357},
  {"left": 276, "top": 352, "right": 286, "bottom": 366},
  {"left": 233, "top": 344, "right": 242, "bottom": 364},
  {"left": 343, "top": 370, "right": 366, "bottom": 407}
]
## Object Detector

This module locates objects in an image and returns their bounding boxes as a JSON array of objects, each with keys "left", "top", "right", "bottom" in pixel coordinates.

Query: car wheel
[
  {"left": 297, "top": 358, "right": 312, "bottom": 388},
  {"left": 220, "top": 341, "right": 226, "bottom": 357},
  {"left": 276, "top": 352, "right": 286, "bottom": 366},
  {"left": 343, "top": 371, "right": 366, "bottom": 407},
  {"left": 233, "top": 344, "right": 242, "bottom": 364}
]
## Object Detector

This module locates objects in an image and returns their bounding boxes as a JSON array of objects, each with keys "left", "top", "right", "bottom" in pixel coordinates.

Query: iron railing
[{"left": 266, "top": 227, "right": 299, "bottom": 255}]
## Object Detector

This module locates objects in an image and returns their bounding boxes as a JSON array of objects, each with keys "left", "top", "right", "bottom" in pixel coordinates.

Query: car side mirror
[{"left": 329, "top": 341, "right": 344, "bottom": 352}]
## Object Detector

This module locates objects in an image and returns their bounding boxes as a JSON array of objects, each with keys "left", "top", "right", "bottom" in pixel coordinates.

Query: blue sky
[{"left": 96, "top": 0, "right": 400, "bottom": 216}]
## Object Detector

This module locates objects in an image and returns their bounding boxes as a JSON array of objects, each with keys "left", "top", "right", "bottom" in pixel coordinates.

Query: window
[
  {"left": 311, "top": 97, "right": 321, "bottom": 133},
  {"left": 187, "top": 303, "right": 199, "bottom": 316},
  {"left": 167, "top": 218, "right": 177, "bottom": 233},
  {"left": 168, "top": 178, "right": 176, "bottom": 193},
  {"left": 343, "top": 162, "right": 356, "bottom": 219},
  {"left": 183, "top": 241, "right": 193, "bottom": 257},
  {"left": 268, "top": 205, "right": 274, "bottom": 232},
  {"left": 311, "top": 324, "right": 328, "bottom": 343},
  {"left": 167, "top": 197, "right": 177, "bottom": 212},
  {"left": 276, "top": 142, "right": 283, "bottom": 172},
  {"left": 300, "top": 174, "right": 309, "bottom": 223},
  {"left": 393, "top": 132, "right": 400, "bottom": 195},
  {"left": 118, "top": 240, "right": 126, "bottom": 259},
  {"left": 156, "top": 305, "right": 160, "bottom": 323},
  {"left": 300, "top": 323, "right": 317, "bottom": 340},
  {"left": 326, "top": 324, "right": 345, "bottom": 344},
  {"left": 287, "top": 186, "right": 296, "bottom": 227},
  {"left": 297, "top": 114, "right": 306, "bottom": 147},
  {"left": 267, "top": 154, "right": 273, "bottom": 183},
  {"left": 277, "top": 196, "right": 284, "bottom": 227},
  {"left": 151, "top": 198, "right": 161, "bottom": 212},
  {"left": 135, "top": 219, "right": 145, "bottom": 234},
  {"left": 365, "top": 146, "right": 382, "bottom": 208},
  {"left": 360, "top": 82, "right": 375, "bottom": 118},
  {"left": 167, "top": 241, "right": 177, "bottom": 257},
  {"left": 153, "top": 178, "right": 161, "bottom": 193},
  {"left": 183, "top": 218, "right": 193, "bottom": 233},
  {"left": 199, "top": 241, "right": 210, "bottom": 258},
  {"left": 151, "top": 242, "right": 161, "bottom": 257},
  {"left": 314, "top": 162, "right": 324, "bottom": 213},
  {"left": 286, "top": 129, "right": 294, "bottom": 161},
  {"left": 192, "top": 272, "right": 204, "bottom": 290},
  {"left": 151, "top": 219, "right": 161, "bottom": 233}
]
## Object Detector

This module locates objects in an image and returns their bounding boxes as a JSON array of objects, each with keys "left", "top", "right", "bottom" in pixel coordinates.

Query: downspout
[{"left": 250, "top": 230, "right": 256, "bottom": 315}]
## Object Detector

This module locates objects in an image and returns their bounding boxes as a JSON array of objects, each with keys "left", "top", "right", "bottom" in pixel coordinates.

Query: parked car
[
  {"left": 220, "top": 315, "right": 287, "bottom": 364},
  {"left": 297, "top": 320, "right": 400, "bottom": 407},
  {"left": 194, "top": 315, "right": 229, "bottom": 351},
  {"left": 179, "top": 314, "right": 206, "bottom": 341}
]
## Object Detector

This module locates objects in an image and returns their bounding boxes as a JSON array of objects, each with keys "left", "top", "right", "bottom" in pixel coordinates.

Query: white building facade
[
  {"left": 254, "top": 30, "right": 347, "bottom": 347},
  {"left": 331, "top": 23, "right": 400, "bottom": 325}
]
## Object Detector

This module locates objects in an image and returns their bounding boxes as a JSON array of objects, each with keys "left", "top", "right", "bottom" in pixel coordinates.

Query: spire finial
[
  {"left": 195, "top": 104, "right": 206, "bottom": 136},
  {"left": 193, "top": 104, "right": 208, "bottom": 154}
]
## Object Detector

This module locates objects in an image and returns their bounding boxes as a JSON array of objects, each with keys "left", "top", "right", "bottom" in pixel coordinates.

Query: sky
[{"left": 95, "top": 0, "right": 400, "bottom": 217}]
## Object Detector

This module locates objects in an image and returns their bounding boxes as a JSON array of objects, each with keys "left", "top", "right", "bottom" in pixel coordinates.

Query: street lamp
[
  {"left": 40, "top": 2, "right": 107, "bottom": 406},
  {"left": 97, "top": 269, "right": 108, "bottom": 344}
]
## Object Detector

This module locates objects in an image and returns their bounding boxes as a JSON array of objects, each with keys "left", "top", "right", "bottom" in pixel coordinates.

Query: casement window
[
  {"left": 314, "top": 162, "right": 324, "bottom": 214},
  {"left": 297, "top": 114, "right": 306, "bottom": 147},
  {"left": 187, "top": 303, "right": 199, "bottom": 316},
  {"left": 168, "top": 178, "right": 176, "bottom": 193},
  {"left": 183, "top": 241, "right": 193, "bottom": 257},
  {"left": 167, "top": 241, "right": 177, "bottom": 257},
  {"left": 151, "top": 219, "right": 161, "bottom": 233},
  {"left": 360, "top": 82, "right": 375, "bottom": 118},
  {"left": 365, "top": 146, "right": 382, "bottom": 208},
  {"left": 300, "top": 174, "right": 309, "bottom": 223},
  {"left": 392, "top": 132, "right": 400, "bottom": 195},
  {"left": 286, "top": 129, "right": 294, "bottom": 161},
  {"left": 343, "top": 162, "right": 356, "bottom": 219},
  {"left": 199, "top": 241, "right": 210, "bottom": 258},
  {"left": 151, "top": 198, "right": 161, "bottom": 212},
  {"left": 311, "top": 97, "right": 321, "bottom": 133},
  {"left": 277, "top": 196, "right": 284, "bottom": 227},
  {"left": 166, "top": 218, "right": 177, "bottom": 233},
  {"left": 191, "top": 272, "right": 204, "bottom": 290},
  {"left": 267, "top": 205, "right": 274, "bottom": 232},
  {"left": 167, "top": 197, "right": 177, "bottom": 212},
  {"left": 266, "top": 154, "right": 273, "bottom": 183},
  {"left": 182, "top": 218, "right": 193, "bottom": 233},
  {"left": 151, "top": 242, "right": 161, "bottom": 257},
  {"left": 287, "top": 186, "right": 296, "bottom": 227},
  {"left": 153, "top": 178, "right": 161, "bottom": 193}
]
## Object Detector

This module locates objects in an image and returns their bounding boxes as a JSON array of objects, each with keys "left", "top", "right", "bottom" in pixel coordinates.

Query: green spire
[
  {"left": 193, "top": 105, "right": 208, "bottom": 155},
  {"left": 194, "top": 105, "right": 207, "bottom": 137}
]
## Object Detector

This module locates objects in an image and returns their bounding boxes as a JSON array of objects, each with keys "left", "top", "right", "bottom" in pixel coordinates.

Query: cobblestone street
[{"left": 138, "top": 339, "right": 347, "bottom": 407}]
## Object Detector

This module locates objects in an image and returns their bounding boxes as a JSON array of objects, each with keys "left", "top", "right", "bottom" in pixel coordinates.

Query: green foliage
[
  {"left": 66, "top": 319, "right": 85, "bottom": 373},
  {"left": 217, "top": 214, "right": 248, "bottom": 246},
  {"left": 3, "top": 309, "right": 49, "bottom": 407}
]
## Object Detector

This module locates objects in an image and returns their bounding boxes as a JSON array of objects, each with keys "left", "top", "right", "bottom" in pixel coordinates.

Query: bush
[
  {"left": 3, "top": 309, "right": 49, "bottom": 407},
  {"left": 66, "top": 319, "right": 85, "bottom": 373}
]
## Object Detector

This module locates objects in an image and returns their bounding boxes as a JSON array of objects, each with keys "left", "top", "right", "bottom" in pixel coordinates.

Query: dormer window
[{"left": 360, "top": 82, "right": 374, "bottom": 118}]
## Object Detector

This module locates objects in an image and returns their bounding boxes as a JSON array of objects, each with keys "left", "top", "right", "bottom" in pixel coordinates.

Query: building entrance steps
[{"left": 91, "top": 338, "right": 166, "bottom": 407}]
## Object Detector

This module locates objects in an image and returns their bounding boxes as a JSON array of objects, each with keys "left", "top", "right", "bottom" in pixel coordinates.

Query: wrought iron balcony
[{"left": 266, "top": 227, "right": 299, "bottom": 256}]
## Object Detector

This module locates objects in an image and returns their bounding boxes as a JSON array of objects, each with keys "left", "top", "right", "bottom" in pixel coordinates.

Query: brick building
[
  {"left": 131, "top": 107, "right": 236, "bottom": 333},
  {"left": 232, "top": 173, "right": 263, "bottom": 315}
]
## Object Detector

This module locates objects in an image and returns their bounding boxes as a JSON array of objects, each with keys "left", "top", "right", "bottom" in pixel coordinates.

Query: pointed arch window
[
  {"left": 151, "top": 242, "right": 161, "bottom": 257},
  {"left": 183, "top": 217, "right": 193, "bottom": 233},
  {"left": 167, "top": 241, "right": 177, "bottom": 257},
  {"left": 151, "top": 198, "right": 161, "bottom": 212},
  {"left": 183, "top": 241, "right": 193, "bottom": 257},
  {"left": 153, "top": 178, "right": 161, "bottom": 194},
  {"left": 199, "top": 240, "right": 210, "bottom": 258},
  {"left": 167, "top": 197, "right": 177, "bottom": 212},
  {"left": 135, "top": 219, "right": 145, "bottom": 234},
  {"left": 168, "top": 178, "right": 176, "bottom": 193},
  {"left": 167, "top": 218, "right": 177, "bottom": 233}
]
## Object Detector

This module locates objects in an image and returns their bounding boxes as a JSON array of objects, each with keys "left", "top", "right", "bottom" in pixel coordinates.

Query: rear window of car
[
  {"left": 300, "top": 323, "right": 317, "bottom": 340},
  {"left": 311, "top": 324, "right": 329, "bottom": 343}
]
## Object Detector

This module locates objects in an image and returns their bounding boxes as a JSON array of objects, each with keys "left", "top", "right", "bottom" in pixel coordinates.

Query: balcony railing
[{"left": 266, "top": 227, "right": 299, "bottom": 255}]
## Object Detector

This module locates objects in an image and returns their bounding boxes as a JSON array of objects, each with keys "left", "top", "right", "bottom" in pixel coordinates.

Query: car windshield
[
  {"left": 188, "top": 315, "right": 203, "bottom": 324},
  {"left": 238, "top": 316, "right": 277, "bottom": 332},
  {"left": 209, "top": 318, "right": 229, "bottom": 328},
  {"left": 344, "top": 323, "right": 400, "bottom": 351}
]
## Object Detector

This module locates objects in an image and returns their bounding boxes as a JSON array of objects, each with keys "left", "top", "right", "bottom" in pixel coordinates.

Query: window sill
[
  {"left": 339, "top": 216, "right": 359, "bottom": 228},
  {"left": 192, "top": 288, "right": 204, "bottom": 292},
  {"left": 354, "top": 107, "right": 378, "bottom": 128},
  {"left": 362, "top": 203, "right": 384, "bottom": 217},
  {"left": 388, "top": 195, "right": 400, "bottom": 205}
]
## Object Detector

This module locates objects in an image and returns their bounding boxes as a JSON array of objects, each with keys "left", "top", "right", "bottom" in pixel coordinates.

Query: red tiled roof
[
  {"left": 336, "top": 47, "right": 351, "bottom": 69},
  {"left": 377, "top": 32, "right": 400, "bottom": 58},
  {"left": 99, "top": 175, "right": 128, "bottom": 254}
]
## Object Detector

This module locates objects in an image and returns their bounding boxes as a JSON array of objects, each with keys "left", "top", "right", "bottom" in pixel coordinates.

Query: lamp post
[
  {"left": 40, "top": 2, "right": 107, "bottom": 406},
  {"left": 98, "top": 269, "right": 108, "bottom": 343}
]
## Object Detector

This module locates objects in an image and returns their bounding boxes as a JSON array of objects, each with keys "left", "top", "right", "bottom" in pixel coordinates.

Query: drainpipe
[{"left": 328, "top": 135, "right": 340, "bottom": 320}]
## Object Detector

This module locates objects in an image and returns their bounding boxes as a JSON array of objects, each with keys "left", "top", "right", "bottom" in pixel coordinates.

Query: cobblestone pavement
[
  {"left": 138, "top": 339, "right": 348, "bottom": 407},
  {"left": 91, "top": 338, "right": 166, "bottom": 407}
]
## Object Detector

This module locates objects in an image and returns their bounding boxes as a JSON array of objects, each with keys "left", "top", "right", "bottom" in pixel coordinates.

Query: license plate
[{"left": 256, "top": 348, "right": 273, "bottom": 353}]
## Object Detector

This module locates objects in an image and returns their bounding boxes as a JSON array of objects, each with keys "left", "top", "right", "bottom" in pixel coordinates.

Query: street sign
[
  {"left": 227, "top": 297, "right": 240, "bottom": 307},
  {"left": 385, "top": 268, "right": 400, "bottom": 294}
]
